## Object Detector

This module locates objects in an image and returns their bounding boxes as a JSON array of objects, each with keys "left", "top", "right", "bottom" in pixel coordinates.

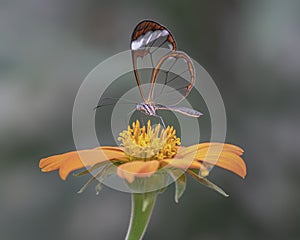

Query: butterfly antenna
[
  {"left": 94, "top": 97, "right": 137, "bottom": 110},
  {"left": 100, "top": 97, "right": 137, "bottom": 104}
]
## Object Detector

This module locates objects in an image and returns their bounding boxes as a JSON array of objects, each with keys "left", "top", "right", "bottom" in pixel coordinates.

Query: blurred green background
[{"left": 1, "top": 0, "right": 300, "bottom": 239}]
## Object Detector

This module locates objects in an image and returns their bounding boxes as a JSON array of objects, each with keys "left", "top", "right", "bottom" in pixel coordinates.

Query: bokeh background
[{"left": 1, "top": 0, "right": 300, "bottom": 239}]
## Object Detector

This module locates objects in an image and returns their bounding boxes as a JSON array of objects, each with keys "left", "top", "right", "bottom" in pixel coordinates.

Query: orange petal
[
  {"left": 179, "top": 143, "right": 244, "bottom": 157},
  {"left": 179, "top": 143, "right": 246, "bottom": 178},
  {"left": 117, "top": 160, "right": 160, "bottom": 183},
  {"left": 203, "top": 153, "right": 246, "bottom": 178},
  {"left": 161, "top": 158, "right": 203, "bottom": 169},
  {"left": 96, "top": 146, "right": 125, "bottom": 152},
  {"left": 39, "top": 147, "right": 127, "bottom": 180}
]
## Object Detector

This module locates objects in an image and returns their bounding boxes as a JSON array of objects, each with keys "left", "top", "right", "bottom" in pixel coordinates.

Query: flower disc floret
[{"left": 118, "top": 120, "right": 181, "bottom": 161}]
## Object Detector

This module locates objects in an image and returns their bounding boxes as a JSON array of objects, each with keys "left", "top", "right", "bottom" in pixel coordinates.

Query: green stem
[{"left": 125, "top": 192, "right": 158, "bottom": 240}]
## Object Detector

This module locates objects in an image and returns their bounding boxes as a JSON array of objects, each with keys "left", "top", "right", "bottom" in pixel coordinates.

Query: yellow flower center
[{"left": 118, "top": 120, "right": 181, "bottom": 161}]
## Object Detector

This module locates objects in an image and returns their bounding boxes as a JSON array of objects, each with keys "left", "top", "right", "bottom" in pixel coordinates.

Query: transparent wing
[
  {"left": 131, "top": 20, "right": 177, "bottom": 102},
  {"left": 149, "top": 51, "right": 195, "bottom": 106}
]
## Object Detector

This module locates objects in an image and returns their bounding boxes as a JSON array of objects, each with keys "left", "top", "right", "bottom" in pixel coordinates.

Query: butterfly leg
[
  {"left": 154, "top": 114, "right": 166, "bottom": 129},
  {"left": 137, "top": 109, "right": 151, "bottom": 127}
]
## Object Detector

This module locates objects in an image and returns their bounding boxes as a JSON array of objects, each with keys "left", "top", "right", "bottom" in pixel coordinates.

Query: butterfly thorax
[{"left": 136, "top": 103, "right": 157, "bottom": 116}]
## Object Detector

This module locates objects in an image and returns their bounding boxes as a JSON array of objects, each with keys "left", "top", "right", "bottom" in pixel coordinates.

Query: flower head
[
  {"left": 119, "top": 120, "right": 180, "bottom": 161},
  {"left": 39, "top": 120, "right": 246, "bottom": 197}
]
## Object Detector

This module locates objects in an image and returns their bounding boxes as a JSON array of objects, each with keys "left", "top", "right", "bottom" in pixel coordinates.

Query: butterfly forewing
[{"left": 131, "top": 20, "right": 177, "bottom": 101}]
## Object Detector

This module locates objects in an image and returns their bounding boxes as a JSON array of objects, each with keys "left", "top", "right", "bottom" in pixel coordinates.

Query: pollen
[{"left": 118, "top": 120, "right": 181, "bottom": 161}]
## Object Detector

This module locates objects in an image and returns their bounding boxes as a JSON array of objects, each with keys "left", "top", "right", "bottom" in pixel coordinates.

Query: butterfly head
[{"left": 136, "top": 103, "right": 144, "bottom": 111}]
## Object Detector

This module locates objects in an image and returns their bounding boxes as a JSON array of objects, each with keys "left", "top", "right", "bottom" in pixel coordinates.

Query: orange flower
[{"left": 39, "top": 120, "right": 246, "bottom": 197}]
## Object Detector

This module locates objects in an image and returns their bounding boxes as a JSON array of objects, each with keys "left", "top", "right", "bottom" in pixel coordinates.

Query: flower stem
[{"left": 125, "top": 192, "right": 158, "bottom": 240}]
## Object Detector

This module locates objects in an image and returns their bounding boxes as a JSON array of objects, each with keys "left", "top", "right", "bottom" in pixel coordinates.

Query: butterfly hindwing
[{"left": 148, "top": 51, "right": 195, "bottom": 106}]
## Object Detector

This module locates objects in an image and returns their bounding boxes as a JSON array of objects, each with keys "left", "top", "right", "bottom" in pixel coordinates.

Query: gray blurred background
[{"left": 1, "top": 0, "right": 300, "bottom": 239}]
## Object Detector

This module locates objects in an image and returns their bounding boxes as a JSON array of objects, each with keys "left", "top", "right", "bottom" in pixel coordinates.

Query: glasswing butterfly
[
  {"left": 97, "top": 20, "right": 202, "bottom": 128},
  {"left": 131, "top": 20, "right": 202, "bottom": 127}
]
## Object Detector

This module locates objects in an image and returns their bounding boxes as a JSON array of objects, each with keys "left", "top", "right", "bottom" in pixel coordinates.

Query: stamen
[{"left": 119, "top": 120, "right": 180, "bottom": 161}]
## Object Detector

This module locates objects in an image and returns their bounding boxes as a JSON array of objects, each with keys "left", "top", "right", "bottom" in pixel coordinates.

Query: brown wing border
[{"left": 131, "top": 20, "right": 177, "bottom": 48}]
